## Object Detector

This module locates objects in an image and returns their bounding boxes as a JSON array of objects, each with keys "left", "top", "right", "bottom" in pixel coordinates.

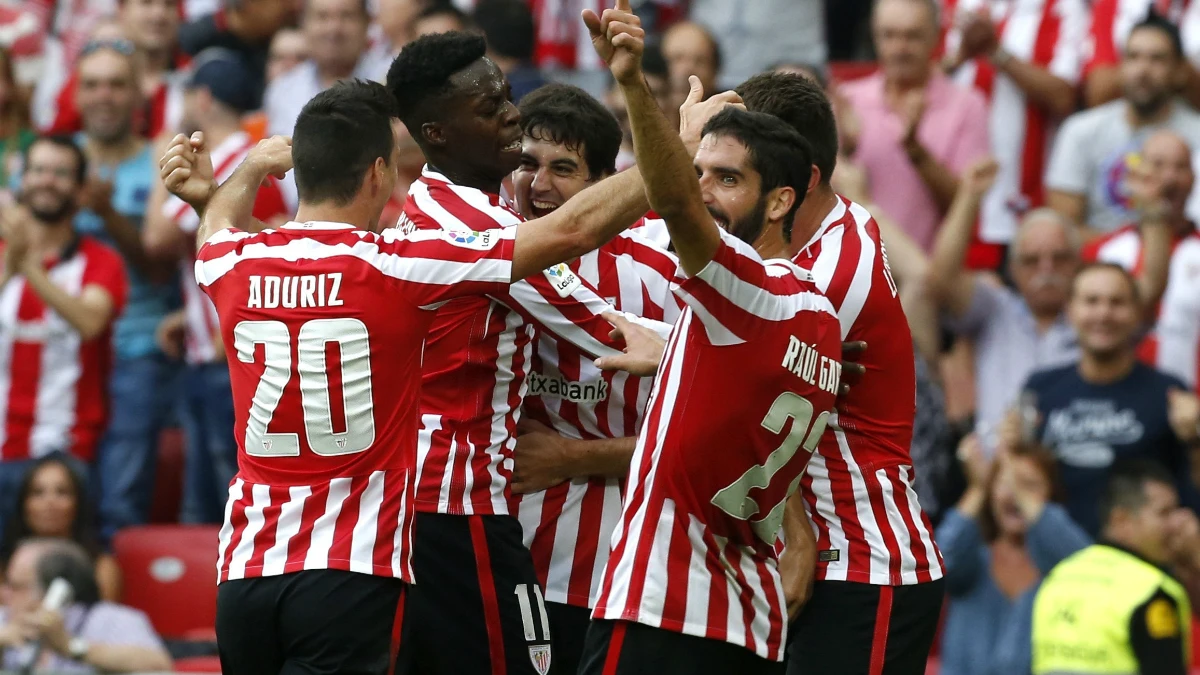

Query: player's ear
[
  {"left": 765, "top": 186, "right": 797, "bottom": 224},
  {"left": 807, "top": 164, "right": 822, "bottom": 195},
  {"left": 421, "top": 121, "right": 446, "bottom": 147}
]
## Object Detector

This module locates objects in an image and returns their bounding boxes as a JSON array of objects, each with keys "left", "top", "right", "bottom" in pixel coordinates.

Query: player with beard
[
  {"left": 508, "top": 83, "right": 682, "bottom": 675},
  {"left": 734, "top": 71, "right": 946, "bottom": 674},
  {"left": 580, "top": 4, "right": 841, "bottom": 673},
  {"left": 0, "top": 136, "right": 127, "bottom": 502}
]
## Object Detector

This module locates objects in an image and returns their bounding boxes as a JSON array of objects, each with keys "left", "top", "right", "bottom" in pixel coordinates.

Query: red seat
[
  {"left": 174, "top": 655, "right": 222, "bottom": 674},
  {"left": 149, "top": 428, "right": 185, "bottom": 524},
  {"left": 112, "top": 525, "right": 220, "bottom": 640}
]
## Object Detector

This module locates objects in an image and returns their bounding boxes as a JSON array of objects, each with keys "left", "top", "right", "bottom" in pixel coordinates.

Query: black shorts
[
  {"left": 546, "top": 601, "right": 591, "bottom": 675},
  {"left": 578, "top": 619, "right": 784, "bottom": 675},
  {"left": 403, "top": 512, "right": 553, "bottom": 675},
  {"left": 786, "top": 578, "right": 945, "bottom": 675},
  {"left": 216, "top": 569, "right": 408, "bottom": 675}
]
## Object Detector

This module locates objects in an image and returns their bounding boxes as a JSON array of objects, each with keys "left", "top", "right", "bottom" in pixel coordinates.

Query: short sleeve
[
  {"left": 1128, "top": 590, "right": 1188, "bottom": 675},
  {"left": 81, "top": 241, "right": 129, "bottom": 318},
  {"left": 948, "top": 90, "right": 992, "bottom": 173},
  {"left": 1045, "top": 114, "right": 1092, "bottom": 194},
  {"left": 674, "top": 228, "right": 835, "bottom": 346},
  {"left": 372, "top": 226, "right": 516, "bottom": 307},
  {"left": 491, "top": 270, "right": 623, "bottom": 360}
]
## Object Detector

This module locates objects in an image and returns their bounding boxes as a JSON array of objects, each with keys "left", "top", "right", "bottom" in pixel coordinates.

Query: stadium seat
[
  {"left": 149, "top": 428, "right": 185, "bottom": 524},
  {"left": 174, "top": 655, "right": 222, "bottom": 674},
  {"left": 112, "top": 525, "right": 220, "bottom": 640}
]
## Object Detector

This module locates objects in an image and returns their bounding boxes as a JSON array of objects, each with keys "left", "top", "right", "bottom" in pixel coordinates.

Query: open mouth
[
  {"left": 531, "top": 200, "right": 559, "bottom": 218},
  {"left": 503, "top": 138, "right": 522, "bottom": 152}
]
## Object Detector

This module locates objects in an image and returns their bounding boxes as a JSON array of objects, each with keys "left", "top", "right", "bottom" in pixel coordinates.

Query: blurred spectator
[
  {"left": 472, "top": 0, "right": 546, "bottom": 102},
  {"left": 930, "top": 165, "right": 1081, "bottom": 455},
  {"left": 0, "top": 3, "right": 45, "bottom": 92},
  {"left": 937, "top": 433, "right": 1090, "bottom": 675},
  {"left": 1031, "top": 461, "right": 1192, "bottom": 675},
  {"left": 368, "top": 0, "right": 424, "bottom": 61},
  {"left": 0, "top": 47, "right": 35, "bottom": 200},
  {"left": 606, "top": 41, "right": 673, "bottom": 172},
  {"left": 266, "top": 0, "right": 387, "bottom": 208},
  {"left": 0, "top": 538, "right": 171, "bottom": 673},
  {"left": 0, "top": 136, "right": 126, "bottom": 521},
  {"left": 411, "top": 1, "right": 470, "bottom": 39},
  {"left": 0, "top": 454, "right": 120, "bottom": 602},
  {"left": 12, "top": 0, "right": 117, "bottom": 123},
  {"left": 661, "top": 21, "right": 720, "bottom": 98},
  {"left": 266, "top": 27, "right": 308, "bottom": 83},
  {"left": 943, "top": 0, "right": 1087, "bottom": 269},
  {"left": 841, "top": 0, "right": 990, "bottom": 251},
  {"left": 1084, "top": 0, "right": 1200, "bottom": 108},
  {"left": 176, "top": 0, "right": 297, "bottom": 103},
  {"left": 1047, "top": 16, "right": 1200, "bottom": 239},
  {"left": 1025, "top": 263, "right": 1200, "bottom": 536},
  {"left": 145, "top": 49, "right": 287, "bottom": 525},
  {"left": 39, "top": 0, "right": 186, "bottom": 139},
  {"left": 1083, "top": 131, "right": 1200, "bottom": 387},
  {"left": 688, "top": 0, "right": 826, "bottom": 90},
  {"left": 68, "top": 41, "right": 182, "bottom": 546}
]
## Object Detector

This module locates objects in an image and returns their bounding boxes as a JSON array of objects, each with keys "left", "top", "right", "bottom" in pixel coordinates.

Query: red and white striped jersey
[
  {"left": 1087, "top": 0, "right": 1200, "bottom": 76},
  {"left": 791, "top": 197, "right": 944, "bottom": 586},
  {"left": 402, "top": 167, "right": 631, "bottom": 517},
  {"left": 0, "top": 237, "right": 127, "bottom": 461},
  {"left": 593, "top": 227, "right": 842, "bottom": 662},
  {"left": 628, "top": 216, "right": 671, "bottom": 251},
  {"left": 163, "top": 131, "right": 288, "bottom": 364},
  {"left": 196, "top": 221, "right": 517, "bottom": 583},
  {"left": 517, "top": 226, "right": 682, "bottom": 609},
  {"left": 943, "top": 0, "right": 1089, "bottom": 244},
  {"left": 1082, "top": 224, "right": 1200, "bottom": 387}
]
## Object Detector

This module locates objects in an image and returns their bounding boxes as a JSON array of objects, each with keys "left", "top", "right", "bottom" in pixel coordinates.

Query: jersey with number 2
[
  {"left": 592, "top": 228, "right": 842, "bottom": 662},
  {"left": 194, "top": 221, "right": 516, "bottom": 584}
]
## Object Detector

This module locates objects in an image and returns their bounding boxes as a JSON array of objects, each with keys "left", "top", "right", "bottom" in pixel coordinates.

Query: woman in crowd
[
  {"left": 0, "top": 455, "right": 122, "bottom": 602},
  {"left": 0, "top": 46, "right": 36, "bottom": 200},
  {"left": 936, "top": 420, "right": 1091, "bottom": 675}
]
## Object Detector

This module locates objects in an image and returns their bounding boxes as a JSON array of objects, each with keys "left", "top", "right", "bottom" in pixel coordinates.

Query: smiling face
[
  {"left": 512, "top": 133, "right": 597, "bottom": 220},
  {"left": 431, "top": 58, "right": 522, "bottom": 184},
  {"left": 1068, "top": 265, "right": 1142, "bottom": 360},
  {"left": 695, "top": 132, "right": 771, "bottom": 244},
  {"left": 76, "top": 49, "right": 139, "bottom": 143},
  {"left": 19, "top": 141, "right": 82, "bottom": 223},
  {"left": 304, "top": 0, "right": 369, "bottom": 74}
]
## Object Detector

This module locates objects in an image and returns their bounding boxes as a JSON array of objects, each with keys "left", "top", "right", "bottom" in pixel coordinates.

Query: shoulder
[
  {"left": 1026, "top": 364, "right": 1078, "bottom": 393},
  {"left": 77, "top": 237, "right": 126, "bottom": 272},
  {"left": 1065, "top": 101, "right": 1125, "bottom": 134},
  {"left": 89, "top": 601, "right": 154, "bottom": 626},
  {"left": 404, "top": 177, "right": 522, "bottom": 232},
  {"left": 839, "top": 74, "right": 880, "bottom": 104},
  {"left": 1135, "top": 362, "right": 1188, "bottom": 391}
]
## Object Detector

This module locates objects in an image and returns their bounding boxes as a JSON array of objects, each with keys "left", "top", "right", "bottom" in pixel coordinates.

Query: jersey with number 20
[
  {"left": 592, "top": 228, "right": 842, "bottom": 662},
  {"left": 195, "top": 221, "right": 516, "bottom": 585}
]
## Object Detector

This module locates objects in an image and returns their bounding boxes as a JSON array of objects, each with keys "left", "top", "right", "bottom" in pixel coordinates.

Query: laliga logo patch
[
  {"left": 543, "top": 263, "right": 582, "bottom": 298},
  {"left": 445, "top": 229, "right": 494, "bottom": 249},
  {"left": 528, "top": 644, "right": 551, "bottom": 675}
]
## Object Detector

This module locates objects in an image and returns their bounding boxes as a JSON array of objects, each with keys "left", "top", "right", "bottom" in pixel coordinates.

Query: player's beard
[{"left": 717, "top": 195, "right": 769, "bottom": 247}]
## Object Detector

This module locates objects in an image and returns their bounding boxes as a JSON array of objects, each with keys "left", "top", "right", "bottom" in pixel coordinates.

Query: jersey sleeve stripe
[
  {"left": 497, "top": 276, "right": 623, "bottom": 360},
  {"left": 445, "top": 183, "right": 524, "bottom": 227},
  {"left": 833, "top": 220, "right": 877, "bottom": 340}
]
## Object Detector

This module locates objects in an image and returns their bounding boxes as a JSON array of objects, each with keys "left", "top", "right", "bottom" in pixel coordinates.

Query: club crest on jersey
[
  {"left": 444, "top": 229, "right": 495, "bottom": 250},
  {"left": 528, "top": 644, "right": 551, "bottom": 675},
  {"left": 542, "top": 263, "right": 582, "bottom": 298}
]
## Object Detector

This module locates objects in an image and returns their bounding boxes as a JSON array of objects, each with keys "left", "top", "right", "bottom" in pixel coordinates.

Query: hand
[
  {"left": 1168, "top": 388, "right": 1200, "bottom": 444},
  {"left": 511, "top": 418, "right": 574, "bottom": 494},
  {"left": 21, "top": 608, "right": 70, "bottom": 656},
  {"left": 156, "top": 310, "right": 186, "bottom": 361},
  {"left": 899, "top": 89, "right": 926, "bottom": 158},
  {"left": 1165, "top": 508, "right": 1200, "bottom": 569},
  {"left": 837, "top": 341, "right": 867, "bottom": 397},
  {"left": 961, "top": 157, "right": 1000, "bottom": 199},
  {"left": 996, "top": 407, "right": 1025, "bottom": 454},
  {"left": 957, "top": 10, "right": 999, "bottom": 60},
  {"left": 779, "top": 542, "right": 816, "bottom": 620},
  {"left": 998, "top": 451, "right": 1048, "bottom": 523},
  {"left": 0, "top": 620, "right": 35, "bottom": 649},
  {"left": 594, "top": 312, "right": 666, "bottom": 377},
  {"left": 678, "top": 76, "right": 744, "bottom": 156},
  {"left": 160, "top": 132, "right": 217, "bottom": 210},
  {"left": 830, "top": 84, "right": 861, "bottom": 157},
  {"left": 246, "top": 135, "right": 294, "bottom": 180},
  {"left": 1, "top": 204, "right": 34, "bottom": 272},
  {"left": 1126, "top": 156, "right": 1172, "bottom": 225},
  {"left": 79, "top": 177, "right": 115, "bottom": 216},
  {"left": 956, "top": 433, "right": 992, "bottom": 489},
  {"left": 582, "top": 0, "right": 645, "bottom": 85}
]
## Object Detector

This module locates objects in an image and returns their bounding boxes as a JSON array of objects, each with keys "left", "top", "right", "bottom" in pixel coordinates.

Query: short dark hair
[
  {"left": 35, "top": 541, "right": 101, "bottom": 608},
  {"left": 736, "top": 72, "right": 838, "bottom": 186},
  {"left": 701, "top": 108, "right": 814, "bottom": 240},
  {"left": 1130, "top": 11, "right": 1185, "bottom": 61},
  {"left": 472, "top": 0, "right": 535, "bottom": 61},
  {"left": 387, "top": 31, "right": 488, "bottom": 132},
  {"left": 1071, "top": 261, "right": 1142, "bottom": 307},
  {"left": 519, "top": 84, "right": 621, "bottom": 178},
  {"left": 25, "top": 135, "right": 88, "bottom": 185},
  {"left": 291, "top": 79, "right": 398, "bottom": 206},
  {"left": 1100, "top": 459, "right": 1177, "bottom": 527}
]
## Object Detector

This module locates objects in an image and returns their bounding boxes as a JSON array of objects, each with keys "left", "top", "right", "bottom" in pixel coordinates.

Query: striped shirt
[
  {"left": 792, "top": 197, "right": 944, "bottom": 586},
  {"left": 593, "top": 227, "right": 842, "bottom": 661},
  {"left": 0, "top": 237, "right": 127, "bottom": 461},
  {"left": 517, "top": 225, "right": 682, "bottom": 608},
  {"left": 197, "top": 221, "right": 516, "bottom": 583},
  {"left": 403, "top": 166, "right": 634, "bottom": 517}
]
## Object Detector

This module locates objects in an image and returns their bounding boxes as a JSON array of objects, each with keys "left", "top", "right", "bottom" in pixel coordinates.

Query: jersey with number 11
[
  {"left": 592, "top": 228, "right": 842, "bottom": 662},
  {"left": 195, "top": 221, "right": 517, "bottom": 585}
]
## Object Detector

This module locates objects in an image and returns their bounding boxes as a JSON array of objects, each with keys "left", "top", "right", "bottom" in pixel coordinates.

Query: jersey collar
[{"left": 279, "top": 221, "right": 356, "bottom": 231}]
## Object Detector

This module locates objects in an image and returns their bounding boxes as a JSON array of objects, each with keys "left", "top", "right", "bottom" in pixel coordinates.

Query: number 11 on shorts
[{"left": 514, "top": 583, "right": 551, "bottom": 642}]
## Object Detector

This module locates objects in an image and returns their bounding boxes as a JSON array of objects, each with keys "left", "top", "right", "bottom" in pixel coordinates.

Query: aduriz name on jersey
[
  {"left": 247, "top": 273, "right": 344, "bottom": 309},
  {"left": 527, "top": 370, "right": 609, "bottom": 403},
  {"left": 781, "top": 335, "right": 840, "bottom": 395}
]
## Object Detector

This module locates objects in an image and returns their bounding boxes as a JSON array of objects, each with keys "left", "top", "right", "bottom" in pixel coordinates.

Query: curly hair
[
  {"left": 736, "top": 72, "right": 838, "bottom": 186},
  {"left": 386, "top": 31, "right": 487, "bottom": 130}
]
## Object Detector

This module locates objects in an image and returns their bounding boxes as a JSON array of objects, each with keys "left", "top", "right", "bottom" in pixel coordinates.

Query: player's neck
[
  {"left": 294, "top": 202, "right": 374, "bottom": 229},
  {"left": 754, "top": 222, "right": 790, "bottom": 261},
  {"left": 428, "top": 160, "right": 501, "bottom": 195},
  {"left": 883, "top": 70, "right": 930, "bottom": 97},
  {"left": 1125, "top": 98, "right": 1174, "bottom": 128},
  {"left": 83, "top": 133, "right": 143, "bottom": 167},
  {"left": 1077, "top": 349, "right": 1136, "bottom": 385},
  {"left": 788, "top": 186, "right": 841, "bottom": 257},
  {"left": 30, "top": 219, "right": 75, "bottom": 258}
]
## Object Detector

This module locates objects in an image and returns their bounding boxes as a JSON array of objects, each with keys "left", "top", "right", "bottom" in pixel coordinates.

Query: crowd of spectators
[{"left": 4, "top": 0, "right": 1200, "bottom": 671}]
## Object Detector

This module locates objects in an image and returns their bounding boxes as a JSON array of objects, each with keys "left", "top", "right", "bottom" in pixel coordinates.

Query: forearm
[
  {"left": 21, "top": 263, "right": 109, "bottom": 339},
  {"left": 198, "top": 160, "right": 268, "bottom": 248},
  {"left": 1137, "top": 222, "right": 1172, "bottom": 312},
  {"left": 563, "top": 436, "right": 636, "bottom": 480},
  {"left": 82, "top": 643, "right": 173, "bottom": 674},
  {"left": 994, "top": 56, "right": 1075, "bottom": 117},
  {"left": 100, "top": 209, "right": 171, "bottom": 281},
  {"left": 1084, "top": 68, "right": 1122, "bottom": 108},
  {"left": 928, "top": 190, "right": 983, "bottom": 300},
  {"left": 908, "top": 148, "right": 959, "bottom": 211},
  {"left": 782, "top": 490, "right": 815, "bottom": 552}
]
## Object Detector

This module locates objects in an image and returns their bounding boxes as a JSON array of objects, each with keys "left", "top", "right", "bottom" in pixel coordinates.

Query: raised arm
[
  {"left": 927, "top": 158, "right": 997, "bottom": 317},
  {"left": 194, "top": 136, "right": 292, "bottom": 250}
]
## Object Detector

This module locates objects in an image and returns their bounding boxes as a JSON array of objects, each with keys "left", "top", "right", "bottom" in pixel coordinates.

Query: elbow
[
  {"left": 923, "top": 266, "right": 953, "bottom": 309},
  {"left": 1047, "top": 85, "right": 1078, "bottom": 119}
]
